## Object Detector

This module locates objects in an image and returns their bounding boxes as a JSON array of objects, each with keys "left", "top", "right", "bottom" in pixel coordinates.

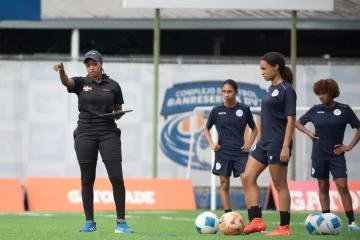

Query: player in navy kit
[
  {"left": 242, "top": 52, "right": 297, "bottom": 236},
  {"left": 295, "top": 78, "right": 360, "bottom": 231},
  {"left": 204, "top": 79, "right": 258, "bottom": 221}
]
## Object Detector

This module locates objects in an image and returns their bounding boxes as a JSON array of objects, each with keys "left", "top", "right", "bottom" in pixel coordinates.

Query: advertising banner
[
  {"left": 25, "top": 177, "right": 196, "bottom": 211},
  {"left": 0, "top": 178, "right": 24, "bottom": 212},
  {"left": 265, "top": 181, "right": 360, "bottom": 212}
]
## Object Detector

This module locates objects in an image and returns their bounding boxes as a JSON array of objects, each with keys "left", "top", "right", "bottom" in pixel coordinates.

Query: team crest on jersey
[
  {"left": 82, "top": 86, "right": 93, "bottom": 92},
  {"left": 334, "top": 109, "right": 341, "bottom": 116},
  {"left": 271, "top": 89, "right": 279, "bottom": 97},
  {"left": 236, "top": 109, "right": 243, "bottom": 117}
]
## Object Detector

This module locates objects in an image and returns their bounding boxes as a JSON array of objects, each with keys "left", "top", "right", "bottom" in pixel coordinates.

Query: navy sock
[
  {"left": 224, "top": 208, "right": 232, "bottom": 213},
  {"left": 280, "top": 211, "right": 290, "bottom": 226},
  {"left": 250, "top": 205, "right": 262, "bottom": 218}
]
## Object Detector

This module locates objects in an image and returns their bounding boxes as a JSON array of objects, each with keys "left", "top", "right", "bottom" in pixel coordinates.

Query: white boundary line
[{"left": 159, "top": 216, "right": 304, "bottom": 225}]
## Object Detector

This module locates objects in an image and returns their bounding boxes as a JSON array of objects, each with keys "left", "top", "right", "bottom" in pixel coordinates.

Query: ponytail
[
  {"left": 280, "top": 66, "right": 293, "bottom": 85},
  {"left": 261, "top": 52, "right": 293, "bottom": 85},
  {"left": 101, "top": 67, "right": 110, "bottom": 78}
]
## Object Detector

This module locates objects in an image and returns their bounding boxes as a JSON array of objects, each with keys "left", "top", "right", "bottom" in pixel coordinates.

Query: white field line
[{"left": 159, "top": 216, "right": 305, "bottom": 225}]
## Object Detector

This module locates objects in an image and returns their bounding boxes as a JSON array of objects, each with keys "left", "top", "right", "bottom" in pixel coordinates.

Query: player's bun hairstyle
[
  {"left": 261, "top": 52, "right": 293, "bottom": 85},
  {"left": 222, "top": 79, "right": 238, "bottom": 92},
  {"left": 313, "top": 78, "right": 340, "bottom": 99}
]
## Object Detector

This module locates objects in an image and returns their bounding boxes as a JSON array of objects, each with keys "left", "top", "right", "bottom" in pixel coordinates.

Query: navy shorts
[
  {"left": 250, "top": 141, "right": 292, "bottom": 166},
  {"left": 212, "top": 156, "right": 248, "bottom": 178},
  {"left": 311, "top": 159, "right": 347, "bottom": 180}
]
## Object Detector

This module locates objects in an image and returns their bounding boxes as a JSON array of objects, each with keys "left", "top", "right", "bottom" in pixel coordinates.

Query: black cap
[{"left": 83, "top": 50, "right": 103, "bottom": 63}]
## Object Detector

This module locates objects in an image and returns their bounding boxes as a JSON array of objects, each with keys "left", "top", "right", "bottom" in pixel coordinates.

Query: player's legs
[
  {"left": 311, "top": 160, "right": 330, "bottom": 212},
  {"left": 74, "top": 131, "right": 99, "bottom": 232},
  {"left": 242, "top": 158, "right": 267, "bottom": 210},
  {"left": 219, "top": 175, "right": 232, "bottom": 212},
  {"left": 233, "top": 156, "right": 248, "bottom": 208},
  {"left": 212, "top": 158, "right": 233, "bottom": 212},
  {"left": 98, "top": 129, "right": 133, "bottom": 233},
  {"left": 243, "top": 145, "right": 267, "bottom": 216},
  {"left": 242, "top": 145, "right": 267, "bottom": 234},
  {"left": 317, "top": 179, "right": 330, "bottom": 212},
  {"left": 330, "top": 160, "right": 360, "bottom": 230},
  {"left": 266, "top": 151, "right": 291, "bottom": 236},
  {"left": 235, "top": 157, "right": 255, "bottom": 224}
]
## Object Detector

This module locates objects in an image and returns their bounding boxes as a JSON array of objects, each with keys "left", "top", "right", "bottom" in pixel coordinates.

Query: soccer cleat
[
  {"left": 243, "top": 217, "right": 266, "bottom": 235},
  {"left": 115, "top": 219, "right": 134, "bottom": 233},
  {"left": 348, "top": 222, "right": 360, "bottom": 231},
  {"left": 266, "top": 225, "right": 292, "bottom": 236},
  {"left": 79, "top": 220, "right": 97, "bottom": 232}
]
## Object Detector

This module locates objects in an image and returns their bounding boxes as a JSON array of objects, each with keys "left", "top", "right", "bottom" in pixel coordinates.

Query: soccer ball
[
  {"left": 195, "top": 211, "right": 219, "bottom": 234},
  {"left": 305, "top": 212, "right": 322, "bottom": 235},
  {"left": 219, "top": 212, "right": 245, "bottom": 235},
  {"left": 317, "top": 213, "right": 342, "bottom": 235}
]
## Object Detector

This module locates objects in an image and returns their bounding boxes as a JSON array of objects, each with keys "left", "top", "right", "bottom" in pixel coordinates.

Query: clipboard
[{"left": 98, "top": 110, "right": 133, "bottom": 117}]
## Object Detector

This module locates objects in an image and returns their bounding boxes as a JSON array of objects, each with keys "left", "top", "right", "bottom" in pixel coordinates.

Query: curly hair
[{"left": 313, "top": 78, "right": 340, "bottom": 99}]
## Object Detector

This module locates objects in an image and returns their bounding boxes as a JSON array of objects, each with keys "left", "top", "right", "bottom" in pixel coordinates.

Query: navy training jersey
[
  {"left": 260, "top": 81, "right": 297, "bottom": 151},
  {"left": 206, "top": 102, "right": 256, "bottom": 160},
  {"left": 299, "top": 102, "right": 360, "bottom": 161}
]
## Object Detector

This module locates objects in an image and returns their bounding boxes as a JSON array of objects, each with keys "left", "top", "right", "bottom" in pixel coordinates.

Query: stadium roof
[{"left": 1, "top": 0, "right": 360, "bottom": 30}]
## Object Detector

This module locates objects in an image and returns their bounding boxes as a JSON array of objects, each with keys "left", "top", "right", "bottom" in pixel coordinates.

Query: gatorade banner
[
  {"left": 0, "top": 178, "right": 24, "bottom": 212},
  {"left": 265, "top": 181, "right": 360, "bottom": 212},
  {"left": 25, "top": 177, "right": 196, "bottom": 211}
]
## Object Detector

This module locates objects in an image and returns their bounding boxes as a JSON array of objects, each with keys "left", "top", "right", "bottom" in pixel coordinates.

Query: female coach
[
  {"left": 53, "top": 50, "right": 134, "bottom": 234},
  {"left": 242, "top": 52, "right": 297, "bottom": 236},
  {"left": 204, "top": 79, "right": 258, "bottom": 223},
  {"left": 295, "top": 78, "right": 360, "bottom": 232}
]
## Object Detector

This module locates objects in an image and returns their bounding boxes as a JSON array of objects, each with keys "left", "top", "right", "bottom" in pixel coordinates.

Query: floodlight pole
[
  {"left": 152, "top": 8, "right": 161, "bottom": 178},
  {"left": 290, "top": 10, "right": 297, "bottom": 181},
  {"left": 71, "top": 29, "right": 80, "bottom": 61}
]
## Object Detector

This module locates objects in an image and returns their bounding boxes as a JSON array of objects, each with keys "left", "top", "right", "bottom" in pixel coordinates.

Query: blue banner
[
  {"left": 0, "top": 0, "right": 41, "bottom": 20},
  {"left": 160, "top": 80, "right": 265, "bottom": 118}
]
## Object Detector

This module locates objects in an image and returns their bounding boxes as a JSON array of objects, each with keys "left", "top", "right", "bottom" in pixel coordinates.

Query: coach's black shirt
[
  {"left": 259, "top": 81, "right": 297, "bottom": 151},
  {"left": 68, "top": 74, "right": 124, "bottom": 130},
  {"left": 299, "top": 102, "right": 360, "bottom": 161},
  {"left": 206, "top": 102, "right": 256, "bottom": 160}
]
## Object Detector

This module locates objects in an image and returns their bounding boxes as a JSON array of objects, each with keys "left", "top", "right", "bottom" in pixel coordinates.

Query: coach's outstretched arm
[{"left": 53, "top": 62, "right": 75, "bottom": 89}]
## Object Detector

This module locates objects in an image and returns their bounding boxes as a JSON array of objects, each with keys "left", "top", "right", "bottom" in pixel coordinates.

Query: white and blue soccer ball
[
  {"left": 305, "top": 212, "right": 322, "bottom": 235},
  {"left": 317, "top": 213, "right": 342, "bottom": 235},
  {"left": 305, "top": 212, "right": 342, "bottom": 235},
  {"left": 195, "top": 211, "right": 219, "bottom": 234}
]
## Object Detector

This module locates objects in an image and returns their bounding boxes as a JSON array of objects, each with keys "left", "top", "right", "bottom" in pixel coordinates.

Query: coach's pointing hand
[{"left": 53, "top": 62, "right": 65, "bottom": 72}]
